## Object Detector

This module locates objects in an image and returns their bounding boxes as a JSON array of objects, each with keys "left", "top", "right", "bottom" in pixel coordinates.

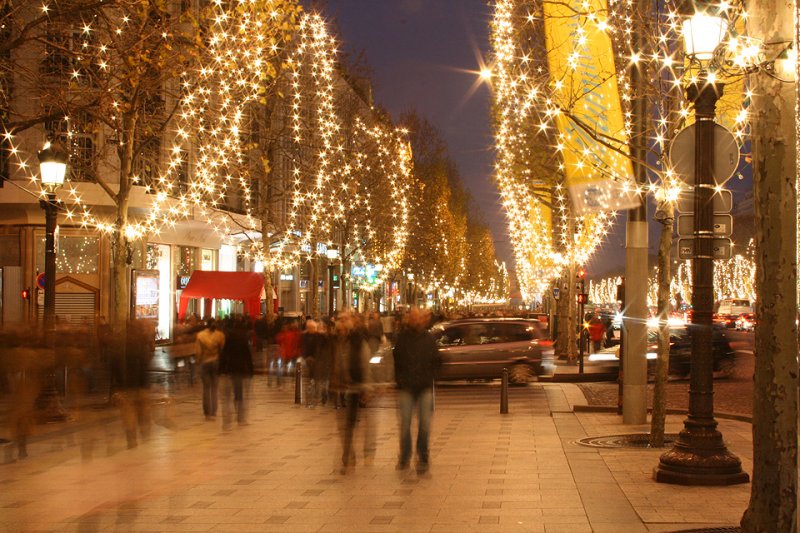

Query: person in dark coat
[
  {"left": 218, "top": 316, "right": 254, "bottom": 429},
  {"left": 392, "top": 307, "right": 441, "bottom": 474},
  {"left": 113, "top": 319, "right": 155, "bottom": 448},
  {"left": 330, "top": 312, "right": 374, "bottom": 473}
]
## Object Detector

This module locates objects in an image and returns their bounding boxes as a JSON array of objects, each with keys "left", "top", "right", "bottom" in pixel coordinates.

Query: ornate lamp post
[
  {"left": 38, "top": 140, "right": 68, "bottom": 332},
  {"left": 36, "top": 139, "right": 68, "bottom": 422},
  {"left": 326, "top": 246, "right": 339, "bottom": 315},
  {"left": 654, "top": 6, "right": 748, "bottom": 485}
]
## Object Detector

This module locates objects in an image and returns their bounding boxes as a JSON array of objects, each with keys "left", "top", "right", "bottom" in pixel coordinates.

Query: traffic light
[
  {"left": 576, "top": 267, "right": 586, "bottom": 279},
  {"left": 577, "top": 293, "right": 589, "bottom": 305},
  {"left": 21, "top": 288, "right": 31, "bottom": 300}
]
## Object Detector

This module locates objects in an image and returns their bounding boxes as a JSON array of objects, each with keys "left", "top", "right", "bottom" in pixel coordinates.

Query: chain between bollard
[
  {"left": 500, "top": 368, "right": 509, "bottom": 414},
  {"left": 294, "top": 361, "right": 302, "bottom": 405}
]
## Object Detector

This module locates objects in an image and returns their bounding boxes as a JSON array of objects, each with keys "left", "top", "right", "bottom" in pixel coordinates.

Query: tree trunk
[
  {"left": 555, "top": 263, "right": 577, "bottom": 362},
  {"left": 741, "top": 0, "right": 798, "bottom": 528},
  {"left": 261, "top": 133, "right": 277, "bottom": 325},
  {"left": 111, "top": 113, "right": 136, "bottom": 338},
  {"left": 650, "top": 200, "right": 673, "bottom": 447}
]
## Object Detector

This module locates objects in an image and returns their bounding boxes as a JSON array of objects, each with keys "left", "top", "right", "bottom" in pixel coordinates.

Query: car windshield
[{"left": 434, "top": 321, "right": 538, "bottom": 346}]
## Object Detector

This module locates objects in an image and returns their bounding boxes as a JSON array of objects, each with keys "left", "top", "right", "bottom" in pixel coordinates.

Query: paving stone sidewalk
[{"left": 0, "top": 379, "right": 753, "bottom": 532}]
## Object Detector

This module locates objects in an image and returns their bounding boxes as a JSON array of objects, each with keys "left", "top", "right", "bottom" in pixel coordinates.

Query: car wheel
[
  {"left": 509, "top": 364, "right": 533, "bottom": 385},
  {"left": 715, "top": 358, "right": 736, "bottom": 378}
]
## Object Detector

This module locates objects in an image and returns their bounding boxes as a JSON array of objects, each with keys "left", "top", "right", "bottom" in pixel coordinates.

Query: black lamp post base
[
  {"left": 654, "top": 427, "right": 749, "bottom": 485},
  {"left": 35, "top": 373, "right": 68, "bottom": 423},
  {"left": 35, "top": 388, "right": 69, "bottom": 423}
]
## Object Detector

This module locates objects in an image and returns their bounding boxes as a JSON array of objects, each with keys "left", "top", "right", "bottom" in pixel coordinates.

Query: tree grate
[{"left": 577, "top": 433, "right": 679, "bottom": 448}]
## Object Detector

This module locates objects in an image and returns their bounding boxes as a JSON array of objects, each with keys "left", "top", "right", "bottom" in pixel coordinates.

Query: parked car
[
  {"left": 735, "top": 313, "right": 756, "bottom": 331},
  {"left": 430, "top": 318, "right": 554, "bottom": 384},
  {"left": 590, "top": 325, "right": 736, "bottom": 378}
]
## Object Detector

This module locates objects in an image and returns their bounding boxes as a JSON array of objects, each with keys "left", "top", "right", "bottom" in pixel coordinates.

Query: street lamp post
[
  {"left": 654, "top": 8, "right": 748, "bottom": 485},
  {"left": 36, "top": 140, "right": 68, "bottom": 422},
  {"left": 38, "top": 140, "right": 67, "bottom": 333}
]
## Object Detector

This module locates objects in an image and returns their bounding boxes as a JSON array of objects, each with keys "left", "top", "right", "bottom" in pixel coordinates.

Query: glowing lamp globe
[
  {"left": 38, "top": 141, "right": 68, "bottom": 192},
  {"left": 682, "top": 13, "right": 727, "bottom": 61}
]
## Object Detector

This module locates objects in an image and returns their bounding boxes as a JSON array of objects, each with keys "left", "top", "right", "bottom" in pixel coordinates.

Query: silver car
[{"left": 431, "top": 318, "right": 554, "bottom": 384}]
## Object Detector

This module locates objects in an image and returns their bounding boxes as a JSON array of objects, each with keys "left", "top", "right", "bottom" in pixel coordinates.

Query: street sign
[
  {"left": 676, "top": 188, "right": 733, "bottom": 214},
  {"left": 36, "top": 272, "right": 46, "bottom": 290},
  {"left": 553, "top": 287, "right": 560, "bottom": 300},
  {"left": 677, "top": 214, "right": 733, "bottom": 238},
  {"left": 678, "top": 238, "right": 733, "bottom": 260},
  {"left": 669, "top": 123, "right": 740, "bottom": 185}
]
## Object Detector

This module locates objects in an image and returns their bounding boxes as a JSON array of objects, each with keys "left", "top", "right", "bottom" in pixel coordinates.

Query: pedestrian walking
[
  {"left": 113, "top": 319, "right": 155, "bottom": 448},
  {"left": 315, "top": 319, "right": 334, "bottom": 406},
  {"left": 301, "top": 320, "right": 321, "bottom": 407},
  {"left": 275, "top": 322, "right": 301, "bottom": 387},
  {"left": 588, "top": 314, "right": 606, "bottom": 353},
  {"left": 392, "top": 306, "right": 441, "bottom": 474},
  {"left": 330, "top": 312, "right": 375, "bottom": 473},
  {"left": 219, "top": 316, "right": 254, "bottom": 429},
  {"left": 366, "top": 311, "right": 384, "bottom": 354},
  {"left": 195, "top": 319, "right": 225, "bottom": 420}
]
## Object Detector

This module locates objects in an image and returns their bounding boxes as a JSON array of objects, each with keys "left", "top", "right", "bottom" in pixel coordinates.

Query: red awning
[{"left": 178, "top": 271, "right": 274, "bottom": 320}]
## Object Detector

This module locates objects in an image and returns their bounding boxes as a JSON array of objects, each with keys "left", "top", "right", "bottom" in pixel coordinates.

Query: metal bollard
[
  {"left": 294, "top": 362, "right": 302, "bottom": 405},
  {"left": 500, "top": 368, "right": 509, "bottom": 414}
]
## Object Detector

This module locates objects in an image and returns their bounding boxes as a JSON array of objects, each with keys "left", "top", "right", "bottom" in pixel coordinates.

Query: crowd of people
[
  {"left": 182, "top": 307, "right": 441, "bottom": 474},
  {"left": 0, "top": 307, "right": 453, "bottom": 474}
]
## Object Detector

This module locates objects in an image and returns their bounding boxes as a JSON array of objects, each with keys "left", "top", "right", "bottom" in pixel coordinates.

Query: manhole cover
[{"left": 577, "top": 433, "right": 679, "bottom": 449}]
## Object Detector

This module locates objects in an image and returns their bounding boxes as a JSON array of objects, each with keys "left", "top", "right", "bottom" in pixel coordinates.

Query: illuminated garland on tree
[{"left": 490, "top": 0, "right": 622, "bottom": 302}]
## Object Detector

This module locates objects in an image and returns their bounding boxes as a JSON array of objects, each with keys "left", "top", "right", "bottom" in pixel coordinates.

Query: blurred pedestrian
[
  {"left": 588, "top": 314, "right": 606, "bottom": 353},
  {"left": 603, "top": 314, "right": 615, "bottom": 347},
  {"left": 366, "top": 311, "right": 384, "bottom": 354},
  {"left": 301, "top": 320, "right": 320, "bottom": 407},
  {"left": 195, "top": 319, "right": 225, "bottom": 420},
  {"left": 393, "top": 307, "right": 441, "bottom": 474},
  {"left": 314, "top": 319, "right": 334, "bottom": 406},
  {"left": 219, "top": 317, "right": 254, "bottom": 429},
  {"left": 114, "top": 319, "right": 155, "bottom": 448},
  {"left": 275, "top": 322, "right": 301, "bottom": 387},
  {"left": 330, "top": 312, "right": 375, "bottom": 473}
]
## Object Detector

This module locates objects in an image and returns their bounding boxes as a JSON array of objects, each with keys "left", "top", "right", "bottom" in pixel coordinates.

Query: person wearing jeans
[
  {"left": 195, "top": 319, "right": 225, "bottom": 420},
  {"left": 393, "top": 307, "right": 441, "bottom": 474},
  {"left": 219, "top": 317, "right": 254, "bottom": 429},
  {"left": 398, "top": 387, "right": 434, "bottom": 468}
]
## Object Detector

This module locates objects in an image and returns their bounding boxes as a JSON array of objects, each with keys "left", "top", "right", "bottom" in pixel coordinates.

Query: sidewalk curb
[
  {"left": 573, "top": 404, "right": 752, "bottom": 423},
  {"left": 539, "top": 372, "right": 618, "bottom": 383}
]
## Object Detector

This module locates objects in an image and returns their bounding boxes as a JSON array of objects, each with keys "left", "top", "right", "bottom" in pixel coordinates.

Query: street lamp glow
[
  {"left": 479, "top": 67, "right": 492, "bottom": 81},
  {"left": 682, "top": 13, "right": 727, "bottom": 60},
  {"left": 37, "top": 141, "right": 68, "bottom": 192}
]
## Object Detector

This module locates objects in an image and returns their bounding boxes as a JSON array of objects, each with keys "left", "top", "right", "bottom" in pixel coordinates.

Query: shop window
[
  {"left": 36, "top": 235, "right": 99, "bottom": 274},
  {"left": 177, "top": 246, "right": 196, "bottom": 276},
  {"left": 45, "top": 111, "right": 95, "bottom": 183}
]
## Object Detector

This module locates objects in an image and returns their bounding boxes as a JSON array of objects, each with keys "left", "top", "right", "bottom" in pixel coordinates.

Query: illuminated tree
[
  {"left": 1, "top": 0, "right": 303, "bottom": 335},
  {"left": 400, "top": 111, "right": 504, "bottom": 307}
]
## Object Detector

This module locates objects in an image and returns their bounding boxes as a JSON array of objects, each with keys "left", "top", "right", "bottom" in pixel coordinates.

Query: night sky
[
  {"left": 321, "top": 0, "right": 752, "bottom": 282},
  {"left": 322, "top": 0, "right": 511, "bottom": 265}
]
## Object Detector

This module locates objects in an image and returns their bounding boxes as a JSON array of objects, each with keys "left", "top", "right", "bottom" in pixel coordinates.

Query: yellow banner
[{"left": 543, "top": 0, "right": 638, "bottom": 214}]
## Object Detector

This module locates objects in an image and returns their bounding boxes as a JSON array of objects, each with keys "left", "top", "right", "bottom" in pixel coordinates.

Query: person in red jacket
[
  {"left": 587, "top": 314, "right": 606, "bottom": 354},
  {"left": 275, "top": 322, "right": 301, "bottom": 385}
]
